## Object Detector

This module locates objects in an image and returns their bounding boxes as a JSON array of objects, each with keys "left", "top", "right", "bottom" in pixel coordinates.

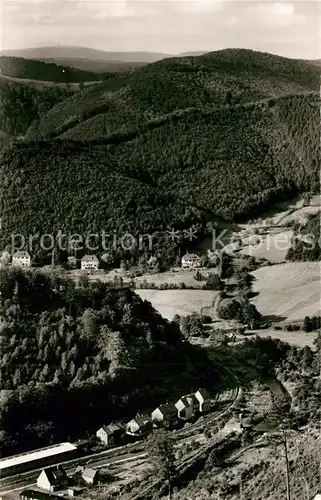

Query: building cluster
[
  {"left": 20, "top": 464, "right": 99, "bottom": 500},
  {"left": 96, "top": 388, "right": 211, "bottom": 445},
  {"left": 2, "top": 250, "right": 207, "bottom": 272},
  {"left": 0, "top": 251, "right": 100, "bottom": 271}
]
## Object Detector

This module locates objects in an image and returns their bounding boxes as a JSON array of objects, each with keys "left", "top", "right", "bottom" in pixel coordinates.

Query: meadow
[
  {"left": 251, "top": 262, "right": 320, "bottom": 321},
  {"left": 135, "top": 289, "right": 219, "bottom": 320}
]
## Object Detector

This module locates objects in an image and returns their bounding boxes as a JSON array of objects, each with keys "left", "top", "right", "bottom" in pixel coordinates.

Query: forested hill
[
  {"left": 0, "top": 267, "right": 216, "bottom": 455},
  {"left": 24, "top": 49, "right": 319, "bottom": 141},
  {"left": 0, "top": 56, "right": 108, "bottom": 83},
  {"left": 0, "top": 93, "right": 318, "bottom": 265},
  {"left": 0, "top": 50, "right": 319, "bottom": 265}
]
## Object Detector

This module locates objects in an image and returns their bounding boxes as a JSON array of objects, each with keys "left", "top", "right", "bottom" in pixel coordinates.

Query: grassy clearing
[
  {"left": 245, "top": 328, "right": 317, "bottom": 349},
  {"left": 280, "top": 205, "right": 320, "bottom": 225},
  {"left": 66, "top": 268, "right": 214, "bottom": 288},
  {"left": 239, "top": 228, "right": 293, "bottom": 262},
  {"left": 251, "top": 262, "right": 320, "bottom": 321},
  {"left": 135, "top": 289, "right": 219, "bottom": 320}
]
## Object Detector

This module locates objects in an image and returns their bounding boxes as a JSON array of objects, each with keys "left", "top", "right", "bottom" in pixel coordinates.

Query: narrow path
[{"left": 200, "top": 292, "right": 221, "bottom": 321}]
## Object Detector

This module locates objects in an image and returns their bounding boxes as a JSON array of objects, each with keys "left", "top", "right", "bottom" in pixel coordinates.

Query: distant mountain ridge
[
  {"left": 25, "top": 48, "right": 319, "bottom": 142},
  {"left": 25, "top": 57, "right": 147, "bottom": 73},
  {"left": 0, "top": 46, "right": 172, "bottom": 63}
]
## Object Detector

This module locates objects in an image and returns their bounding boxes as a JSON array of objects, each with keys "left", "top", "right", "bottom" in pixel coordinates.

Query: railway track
[{"left": 0, "top": 369, "right": 240, "bottom": 496}]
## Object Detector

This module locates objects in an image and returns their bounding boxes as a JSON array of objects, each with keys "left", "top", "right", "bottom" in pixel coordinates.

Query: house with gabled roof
[
  {"left": 175, "top": 394, "right": 198, "bottom": 420},
  {"left": 12, "top": 251, "right": 31, "bottom": 268},
  {"left": 81, "top": 467, "right": 98, "bottom": 485},
  {"left": 151, "top": 402, "right": 177, "bottom": 426},
  {"left": 126, "top": 414, "right": 152, "bottom": 436},
  {"left": 96, "top": 422, "right": 125, "bottom": 446},
  {"left": 181, "top": 253, "right": 202, "bottom": 269},
  {"left": 81, "top": 255, "right": 99, "bottom": 271},
  {"left": 195, "top": 388, "right": 211, "bottom": 413},
  {"left": 37, "top": 466, "right": 69, "bottom": 492}
]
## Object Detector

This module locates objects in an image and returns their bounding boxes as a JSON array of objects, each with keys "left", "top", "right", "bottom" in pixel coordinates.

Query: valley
[{"left": 0, "top": 45, "right": 320, "bottom": 500}]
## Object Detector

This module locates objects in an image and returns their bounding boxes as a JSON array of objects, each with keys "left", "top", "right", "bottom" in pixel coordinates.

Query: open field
[
  {"left": 246, "top": 328, "right": 317, "bottom": 349},
  {"left": 133, "top": 268, "right": 213, "bottom": 288},
  {"left": 75, "top": 267, "right": 214, "bottom": 288},
  {"left": 251, "top": 262, "right": 320, "bottom": 321},
  {"left": 135, "top": 289, "right": 219, "bottom": 320},
  {"left": 279, "top": 205, "right": 320, "bottom": 225},
  {"left": 239, "top": 229, "right": 293, "bottom": 262}
]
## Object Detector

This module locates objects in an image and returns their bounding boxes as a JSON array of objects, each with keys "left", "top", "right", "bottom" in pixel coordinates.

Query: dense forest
[
  {"left": 0, "top": 267, "right": 216, "bottom": 456},
  {"left": 286, "top": 212, "right": 321, "bottom": 261},
  {"left": 0, "top": 50, "right": 319, "bottom": 266},
  {"left": 0, "top": 83, "right": 76, "bottom": 136},
  {"left": 0, "top": 56, "right": 109, "bottom": 83},
  {"left": 0, "top": 93, "right": 318, "bottom": 265},
  {"left": 24, "top": 49, "right": 320, "bottom": 141}
]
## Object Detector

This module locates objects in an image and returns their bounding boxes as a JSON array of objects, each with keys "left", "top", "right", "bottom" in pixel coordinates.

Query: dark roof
[
  {"left": 101, "top": 422, "right": 124, "bottom": 435},
  {"left": 177, "top": 394, "right": 197, "bottom": 408},
  {"left": 195, "top": 388, "right": 210, "bottom": 399},
  {"left": 43, "top": 466, "right": 68, "bottom": 485},
  {"left": 81, "top": 255, "right": 98, "bottom": 262},
  {"left": 157, "top": 402, "right": 176, "bottom": 415},
  {"left": 20, "top": 489, "right": 61, "bottom": 500},
  {"left": 131, "top": 414, "right": 151, "bottom": 427},
  {"left": 13, "top": 251, "right": 30, "bottom": 259},
  {"left": 185, "top": 394, "right": 198, "bottom": 404}
]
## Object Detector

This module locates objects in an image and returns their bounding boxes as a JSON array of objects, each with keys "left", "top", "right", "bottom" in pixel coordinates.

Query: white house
[
  {"left": 96, "top": 423, "right": 125, "bottom": 446},
  {"left": 12, "top": 251, "right": 31, "bottom": 268},
  {"left": 81, "top": 255, "right": 99, "bottom": 271},
  {"left": 151, "top": 403, "right": 177, "bottom": 425},
  {"left": 67, "top": 487, "right": 85, "bottom": 497},
  {"left": 175, "top": 394, "right": 198, "bottom": 420},
  {"left": 126, "top": 415, "right": 152, "bottom": 436},
  {"left": 37, "top": 466, "right": 68, "bottom": 492},
  {"left": 181, "top": 253, "right": 202, "bottom": 269},
  {"left": 81, "top": 468, "right": 98, "bottom": 485},
  {"left": 195, "top": 388, "right": 211, "bottom": 413}
]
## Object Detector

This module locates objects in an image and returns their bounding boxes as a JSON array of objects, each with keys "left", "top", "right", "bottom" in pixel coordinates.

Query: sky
[{"left": 0, "top": 0, "right": 320, "bottom": 58}]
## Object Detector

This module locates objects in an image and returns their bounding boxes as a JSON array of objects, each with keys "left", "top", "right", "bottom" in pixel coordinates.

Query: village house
[
  {"left": 37, "top": 466, "right": 69, "bottom": 492},
  {"left": 151, "top": 402, "right": 177, "bottom": 426},
  {"left": 194, "top": 388, "right": 211, "bottom": 413},
  {"left": 80, "top": 468, "right": 98, "bottom": 485},
  {"left": 181, "top": 253, "right": 202, "bottom": 269},
  {"left": 126, "top": 415, "right": 152, "bottom": 436},
  {"left": 67, "top": 487, "right": 86, "bottom": 497},
  {"left": 96, "top": 423, "right": 125, "bottom": 446},
  {"left": 81, "top": 254, "right": 99, "bottom": 271},
  {"left": 175, "top": 394, "right": 198, "bottom": 420},
  {"left": 12, "top": 251, "right": 31, "bottom": 268}
]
